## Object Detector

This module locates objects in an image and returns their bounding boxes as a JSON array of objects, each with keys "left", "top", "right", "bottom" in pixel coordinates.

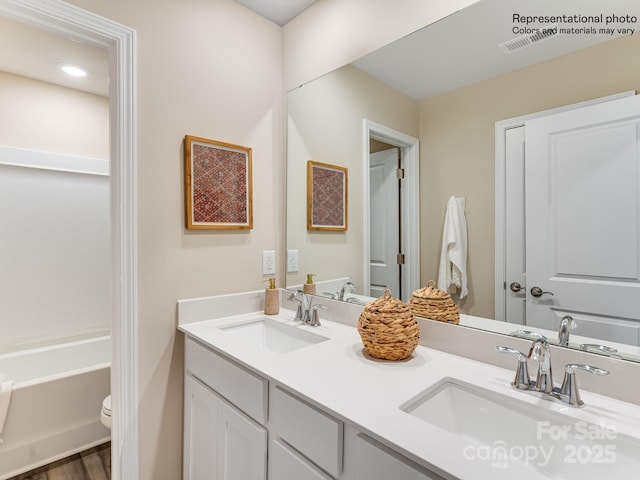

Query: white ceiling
[
  {"left": 353, "top": 0, "right": 640, "bottom": 100},
  {"left": 0, "top": 16, "right": 109, "bottom": 97}
]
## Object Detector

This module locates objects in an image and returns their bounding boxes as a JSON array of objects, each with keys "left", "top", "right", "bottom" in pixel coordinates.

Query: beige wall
[
  {"left": 0, "top": 71, "right": 109, "bottom": 159},
  {"left": 59, "top": 1, "right": 283, "bottom": 478},
  {"left": 419, "top": 34, "right": 640, "bottom": 318},
  {"left": 287, "top": 64, "right": 418, "bottom": 291}
]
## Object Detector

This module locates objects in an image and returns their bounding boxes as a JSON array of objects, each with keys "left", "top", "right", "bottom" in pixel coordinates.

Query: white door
[
  {"left": 369, "top": 149, "right": 400, "bottom": 297},
  {"left": 525, "top": 95, "right": 640, "bottom": 342}
]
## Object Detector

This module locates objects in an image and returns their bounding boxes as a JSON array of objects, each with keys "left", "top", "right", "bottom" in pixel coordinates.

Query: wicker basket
[
  {"left": 409, "top": 281, "right": 459, "bottom": 324},
  {"left": 357, "top": 289, "right": 420, "bottom": 361}
]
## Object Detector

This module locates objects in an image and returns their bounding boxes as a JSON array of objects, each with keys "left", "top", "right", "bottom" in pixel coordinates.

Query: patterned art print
[
  {"left": 307, "top": 161, "right": 348, "bottom": 231},
  {"left": 184, "top": 136, "right": 252, "bottom": 229}
]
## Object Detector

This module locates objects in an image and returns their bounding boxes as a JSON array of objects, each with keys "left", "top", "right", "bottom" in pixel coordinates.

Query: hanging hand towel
[
  {"left": 437, "top": 196, "right": 469, "bottom": 299},
  {"left": 0, "top": 373, "right": 15, "bottom": 444}
]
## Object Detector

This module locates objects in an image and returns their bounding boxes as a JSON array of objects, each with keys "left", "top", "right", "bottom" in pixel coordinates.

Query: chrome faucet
[
  {"left": 529, "top": 337, "right": 553, "bottom": 394},
  {"left": 288, "top": 290, "right": 311, "bottom": 323},
  {"left": 288, "top": 290, "right": 323, "bottom": 326},
  {"left": 496, "top": 336, "right": 609, "bottom": 407},
  {"left": 557, "top": 315, "right": 577, "bottom": 347},
  {"left": 338, "top": 281, "right": 355, "bottom": 300}
]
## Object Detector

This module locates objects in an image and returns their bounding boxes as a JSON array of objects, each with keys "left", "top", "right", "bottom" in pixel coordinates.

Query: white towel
[
  {"left": 0, "top": 373, "right": 15, "bottom": 444},
  {"left": 437, "top": 196, "right": 469, "bottom": 299}
]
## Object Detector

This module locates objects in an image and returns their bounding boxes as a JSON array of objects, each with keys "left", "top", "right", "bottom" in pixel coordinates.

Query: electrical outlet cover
[{"left": 262, "top": 250, "right": 276, "bottom": 275}]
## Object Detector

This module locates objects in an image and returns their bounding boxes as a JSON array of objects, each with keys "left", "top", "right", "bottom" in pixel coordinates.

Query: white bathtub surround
[
  {"left": 178, "top": 293, "right": 640, "bottom": 479},
  {"left": 0, "top": 373, "right": 14, "bottom": 444},
  {"left": 0, "top": 146, "right": 110, "bottom": 354},
  {"left": 0, "top": 336, "right": 111, "bottom": 480}
]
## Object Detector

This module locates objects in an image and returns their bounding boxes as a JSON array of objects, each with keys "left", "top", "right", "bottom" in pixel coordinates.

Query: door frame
[
  {"left": 363, "top": 119, "right": 419, "bottom": 301},
  {"left": 0, "top": 1, "right": 139, "bottom": 479},
  {"left": 494, "top": 91, "right": 635, "bottom": 322}
]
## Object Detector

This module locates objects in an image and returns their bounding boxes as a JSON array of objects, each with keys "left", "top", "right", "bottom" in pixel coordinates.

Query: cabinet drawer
[
  {"left": 352, "top": 433, "right": 445, "bottom": 480},
  {"left": 185, "top": 337, "right": 267, "bottom": 424},
  {"left": 270, "top": 438, "right": 332, "bottom": 480},
  {"left": 270, "top": 385, "right": 343, "bottom": 478}
]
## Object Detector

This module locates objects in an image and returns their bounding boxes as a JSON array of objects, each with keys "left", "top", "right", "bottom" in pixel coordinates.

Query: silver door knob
[
  {"left": 509, "top": 282, "right": 525, "bottom": 293},
  {"left": 530, "top": 286, "right": 554, "bottom": 297}
]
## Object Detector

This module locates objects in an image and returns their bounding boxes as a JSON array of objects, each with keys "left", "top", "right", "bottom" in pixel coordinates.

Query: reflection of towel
[
  {"left": 0, "top": 373, "right": 15, "bottom": 444},
  {"left": 437, "top": 196, "right": 468, "bottom": 299}
]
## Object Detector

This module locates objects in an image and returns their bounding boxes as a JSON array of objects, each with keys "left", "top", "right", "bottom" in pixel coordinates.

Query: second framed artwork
[
  {"left": 184, "top": 135, "right": 253, "bottom": 230},
  {"left": 307, "top": 160, "right": 348, "bottom": 231}
]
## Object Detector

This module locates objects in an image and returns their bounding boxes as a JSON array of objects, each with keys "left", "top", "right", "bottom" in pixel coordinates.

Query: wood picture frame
[
  {"left": 307, "top": 160, "right": 348, "bottom": 231},
  {"left": 184, "top": 135, "right": 253, "bottom": 230}
]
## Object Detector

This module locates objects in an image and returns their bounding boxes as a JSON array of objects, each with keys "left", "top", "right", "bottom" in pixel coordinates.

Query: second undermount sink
[
  {"left": 400, "top": 378, "right": 640, "bottom": 478},
  {"left": 218, "top": 317, "right": 329, "bottom": 353}
]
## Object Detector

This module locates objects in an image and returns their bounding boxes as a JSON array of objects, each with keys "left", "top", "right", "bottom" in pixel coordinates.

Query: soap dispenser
[
  {"left": 264, "top": 278, "right": 279, "bottom": 315},
  {"left": 303, "top": 274, "right": 317, "bottom": 295}
]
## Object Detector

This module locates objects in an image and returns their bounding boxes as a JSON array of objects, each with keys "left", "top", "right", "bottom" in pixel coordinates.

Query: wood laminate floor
[{"left": 9, "top": 443, "right": 110, "bottom": 480}]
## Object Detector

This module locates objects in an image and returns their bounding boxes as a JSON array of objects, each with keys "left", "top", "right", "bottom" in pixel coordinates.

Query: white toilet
[{"left": 101, "top": 395, "right": 112, "bottom": 429}]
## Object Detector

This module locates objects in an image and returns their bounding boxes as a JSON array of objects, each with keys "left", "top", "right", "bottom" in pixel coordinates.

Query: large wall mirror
[{"left": 286, "top": 0, "right": 640, "bottom": 362}]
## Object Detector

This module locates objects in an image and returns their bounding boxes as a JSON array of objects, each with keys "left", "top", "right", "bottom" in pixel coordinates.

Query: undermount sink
[
  {"left": 400, "top": 378, "right": 640, "bottom": 478},
  {"left": 218, "top": 317, "right": 329, "bottom": 353}
]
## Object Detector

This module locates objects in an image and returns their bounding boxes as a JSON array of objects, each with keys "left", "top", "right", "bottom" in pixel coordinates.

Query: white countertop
[{"left": 178, "top": 308, "right": 640, "bottom": 480}]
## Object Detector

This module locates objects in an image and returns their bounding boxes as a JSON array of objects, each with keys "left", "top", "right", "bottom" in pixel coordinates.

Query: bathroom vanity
[{"left": 178, "top": 292, "right": 640, "bottom": 480}]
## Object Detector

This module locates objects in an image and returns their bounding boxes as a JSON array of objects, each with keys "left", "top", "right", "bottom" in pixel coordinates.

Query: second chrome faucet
[{"left": 496, "top": 336, "right": 609, "bottom": 407}]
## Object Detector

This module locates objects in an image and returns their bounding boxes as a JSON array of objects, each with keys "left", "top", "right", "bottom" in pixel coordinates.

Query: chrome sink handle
[
  {"left": 496, "top": 346, "right": 531, "bottom": 390},
  {"left": 560, "top": 364, "right": 610, "bottom": 407},
  {"left": 565, "top": 364, "right": 609, "bottom": 376},
  {"left": 580, "top": 343, "right": 621, "bottom": 358},
  {"left": 310, "top": 303, "right": 326, "bottom": 327},
  {"left": 510, "top": 330, "right": 545, "bottom": 341}
]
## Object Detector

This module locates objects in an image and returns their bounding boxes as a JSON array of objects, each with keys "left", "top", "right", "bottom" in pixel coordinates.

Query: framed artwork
[
  {"left": 184, "top": 135, "right": 253, "bottom": 230},
  {"left": 307, "top": 160, "right": 348, "bottom": 231}
]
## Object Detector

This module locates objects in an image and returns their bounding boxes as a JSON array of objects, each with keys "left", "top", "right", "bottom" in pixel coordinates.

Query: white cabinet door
[
  {"left": 184, "top": 375, "right": 267, "bottom": 480},
  {"left": 184, "top": 375, "right": 219, "bottom": 480},
  {"left": 350, "top": 432, "right": 445, "bottom": 480},
  {"left": 216, "top": 398, "right": 267, "bottom": 480}
]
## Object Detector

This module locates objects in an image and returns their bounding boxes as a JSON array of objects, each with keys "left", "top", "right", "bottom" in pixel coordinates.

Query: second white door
[{"left": 369, "top": 148, "right": 400, "bottom": 298}]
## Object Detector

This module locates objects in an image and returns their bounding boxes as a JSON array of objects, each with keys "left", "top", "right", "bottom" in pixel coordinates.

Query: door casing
[{"left": 363, "top": 120, "right": 419, "bottom": 301}]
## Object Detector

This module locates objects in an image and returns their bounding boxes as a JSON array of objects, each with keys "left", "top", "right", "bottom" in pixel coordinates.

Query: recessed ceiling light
[{"left": 58, "top": 63, "right": 88, "bottom": 77}]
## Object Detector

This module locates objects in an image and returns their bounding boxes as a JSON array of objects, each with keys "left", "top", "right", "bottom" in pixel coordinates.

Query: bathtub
[{"left": 0, "top": 335, "right": 111, "bottom": 479}]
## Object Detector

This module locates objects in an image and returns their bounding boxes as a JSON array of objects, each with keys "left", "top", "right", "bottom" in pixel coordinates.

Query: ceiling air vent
[{"left": 500, "top": 24, "right": 559, "bottom": 54}]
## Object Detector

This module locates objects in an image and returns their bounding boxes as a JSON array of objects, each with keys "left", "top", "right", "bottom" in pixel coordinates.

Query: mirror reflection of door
[
  {"left": 369, "top": 144, "right": 401, "bottom": 297},
  {"left": 503, "top": 94, "right": 640, "bottom": 346}
]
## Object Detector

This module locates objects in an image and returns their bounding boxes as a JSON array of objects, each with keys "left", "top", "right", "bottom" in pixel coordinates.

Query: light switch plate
[{"left": 287, "top": 250, "right": 299, "bottom": 273}]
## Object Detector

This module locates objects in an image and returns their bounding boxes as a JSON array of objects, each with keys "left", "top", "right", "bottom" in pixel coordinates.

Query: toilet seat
[{"left": 101, "top": 395, "right": 112, "bottom": 429}]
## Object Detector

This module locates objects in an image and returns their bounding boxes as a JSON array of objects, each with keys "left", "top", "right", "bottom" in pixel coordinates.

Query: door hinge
[
  {"left": 396, "top": 168, "right": 405, "bottom": 180},
  {"left": 397, "top": 253, "right": 405, "bottom": 265}
]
